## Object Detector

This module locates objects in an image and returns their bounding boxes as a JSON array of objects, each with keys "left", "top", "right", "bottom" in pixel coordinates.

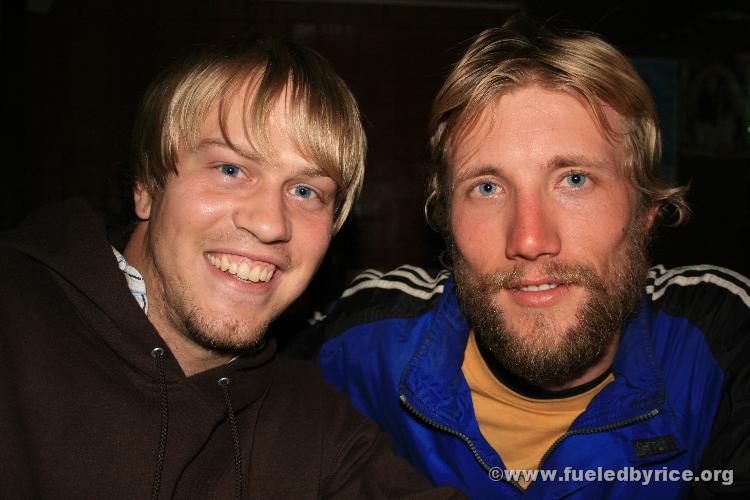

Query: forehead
[
  {"left": 450, "top": 85, "right": 625, "bottom": 173},
  {"left": 197, "top": 81, "right": 307, "bottom": 164},
  {"left": 203, "top": 77, "right": 282, "bottom": 136}
]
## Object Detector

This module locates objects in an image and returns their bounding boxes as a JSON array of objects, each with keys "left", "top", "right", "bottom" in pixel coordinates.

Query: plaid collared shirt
[{"left": 112, "top": 246, "right": 148, "bottom": 314}]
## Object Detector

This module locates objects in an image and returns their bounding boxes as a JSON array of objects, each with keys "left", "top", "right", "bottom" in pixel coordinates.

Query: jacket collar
[
  {"left": 399, "top": 278, "right": 470, "bottom": 416},
  {"left": 399, "top": 278, "right": 499, "bottom": 465},
  {"left": 572, "top": 297, "right": 666, "bottom": 428}
]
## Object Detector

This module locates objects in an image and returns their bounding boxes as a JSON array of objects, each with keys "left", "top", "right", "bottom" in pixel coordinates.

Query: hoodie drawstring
[
  {"left": 147, "top": 349, "right": 242, "bottom": 499},
  {"left": 150, "top": 347, "right": 169, "bottom": 500},
  {"left": 218, "top": 377, "right": 243, "bottom": 500}
]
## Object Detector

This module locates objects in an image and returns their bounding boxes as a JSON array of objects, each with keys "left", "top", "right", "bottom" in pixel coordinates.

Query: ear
[
  {"left": 133, "top": 181, "right": 153, "bottom": 220},
  {"left": 644, "top": 204, "right": 660, "bottom": 232}
]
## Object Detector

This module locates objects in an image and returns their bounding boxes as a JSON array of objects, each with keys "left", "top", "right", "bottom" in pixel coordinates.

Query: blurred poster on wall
[{"left": 682, "top": 58, "right": 750, "bottom": 158}]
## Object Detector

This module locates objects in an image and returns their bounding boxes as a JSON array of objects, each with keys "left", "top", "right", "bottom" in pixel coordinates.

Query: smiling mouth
[
  {"left": 517, "top": 283, "right": 560, "bottom": 292},
  {"left": 207, "top": 253, "right": 276, "bottom": 283}
]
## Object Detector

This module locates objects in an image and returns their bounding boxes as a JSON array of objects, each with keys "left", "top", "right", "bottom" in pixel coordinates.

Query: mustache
[{"left": 477, "top": 261, "right": 606, "bottom": 293}]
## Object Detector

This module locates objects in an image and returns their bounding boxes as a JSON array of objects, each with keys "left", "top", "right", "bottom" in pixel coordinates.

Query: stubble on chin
[
  {"left": 183, "top": 307, "right": 270, "bottom": 355},
  {"left": 159, "top": 271, "right": 274, "bottom": 355},
  {"left": 143, "top": 236, "right": 271, "bottom": 357}
]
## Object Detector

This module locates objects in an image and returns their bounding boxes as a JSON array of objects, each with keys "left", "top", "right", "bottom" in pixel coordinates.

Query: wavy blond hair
[
  {"left": 131, "top": 36, "right": 365, "bottom": 233},
  {"left": 427, "top": 17, "right": 688, "bottom": 237}
]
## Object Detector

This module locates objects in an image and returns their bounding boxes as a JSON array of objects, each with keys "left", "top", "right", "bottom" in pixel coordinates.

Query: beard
[{"left": 452, "top": 223, "right": 649, "bottom": 389}]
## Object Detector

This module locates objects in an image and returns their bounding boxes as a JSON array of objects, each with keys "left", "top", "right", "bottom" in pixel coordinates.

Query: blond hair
[
  {"left": 427, "top": 17, "right": 688, "bottom": 236},
  {"left": 131, "top": 36, "right": 365, "bottom": 233}
]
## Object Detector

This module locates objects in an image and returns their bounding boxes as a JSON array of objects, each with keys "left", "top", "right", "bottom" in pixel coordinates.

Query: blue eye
[
  {"left": 564, "top": 173, "right": 588, "bottom": 188},
  {"left": 476, "top": 182, "right": 498, "bottom": 196},
  {"left": 293, "top": 185, "right": 315, "bottom": 199},
  {"left": 219, "top": 164, "right": 240, "bottom": 177}
]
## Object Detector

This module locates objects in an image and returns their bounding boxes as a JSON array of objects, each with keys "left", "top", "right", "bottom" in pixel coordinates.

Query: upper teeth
[
  {"left": 519, "top": 283, "right": 558, "bottom": 292},
  {"left": 207, "top": 253, "right": 276, "bottom": 283}
]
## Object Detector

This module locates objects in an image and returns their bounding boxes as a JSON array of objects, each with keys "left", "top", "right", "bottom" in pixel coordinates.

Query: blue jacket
[{"left": 317, "top": 265, "right": 750, "bottom": 498}]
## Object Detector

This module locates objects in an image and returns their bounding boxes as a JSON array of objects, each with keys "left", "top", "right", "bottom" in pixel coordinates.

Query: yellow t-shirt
[{"left": 462, "top": 332, "right": 614, "bottom": 488}]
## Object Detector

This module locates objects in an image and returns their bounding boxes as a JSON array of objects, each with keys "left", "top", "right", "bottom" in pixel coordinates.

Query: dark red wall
[{"left": 7, "top": 1, "right": 750, "bottom": 318}]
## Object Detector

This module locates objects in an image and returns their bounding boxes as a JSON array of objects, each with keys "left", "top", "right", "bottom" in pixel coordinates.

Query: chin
[{"left": 184, "top": 309, "right": 271, "bottom": 354}]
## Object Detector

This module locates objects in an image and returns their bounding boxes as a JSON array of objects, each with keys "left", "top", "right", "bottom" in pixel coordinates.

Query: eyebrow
[
  {"left": 546, "top": 154, "right": 611, "bottom": 170},
  {"left": 197, "top": 138, "right": 262, "bottom": 163},
  {"left": 197, "top": 138, "right": 331, "bottom": 179},
  {"left": 453, "top": 165, "right": 502, "bottom": 185}
]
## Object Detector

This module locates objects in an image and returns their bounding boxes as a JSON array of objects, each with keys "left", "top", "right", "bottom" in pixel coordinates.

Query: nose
[
  {"left": 504, "top": 192, "right": 561, "bottom": 261},
  {"left": 232, "top": 189, "right": 291, "bottom": 243}
]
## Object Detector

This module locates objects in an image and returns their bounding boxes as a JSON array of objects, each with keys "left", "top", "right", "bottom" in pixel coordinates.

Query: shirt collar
[{"left": 111, "top": 246, "right": 148, "bottom": 314}]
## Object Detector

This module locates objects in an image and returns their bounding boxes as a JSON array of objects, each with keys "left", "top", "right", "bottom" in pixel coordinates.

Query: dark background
[{"left": 3, "top": 0, "right": 749, "bottom": 330}]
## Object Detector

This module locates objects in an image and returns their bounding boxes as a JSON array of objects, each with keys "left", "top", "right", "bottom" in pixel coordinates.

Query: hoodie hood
[{"left": 1, "top": 198, "right": 278, "bottom": 392}]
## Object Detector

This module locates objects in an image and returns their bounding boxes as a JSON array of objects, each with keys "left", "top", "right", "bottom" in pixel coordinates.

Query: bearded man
[{"left": 316, "top": 17, "right": 750, "bottom": 498}]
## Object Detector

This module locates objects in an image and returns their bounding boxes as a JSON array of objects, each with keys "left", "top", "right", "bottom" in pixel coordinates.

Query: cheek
[
  {"left": 174, "top": 181, "right": 233, "bottom": 216},
  {"left": 562, "top": 200, "right": 634, "bottom": 269},
  {"left": 160, "top": 196, "right": 216, "bottom": 233},
  {"left": 293, "top": 218, "right": 333, "bottom": 267},
  {"left": 450, "top": 199, "right": 503, "bottom": 266}
]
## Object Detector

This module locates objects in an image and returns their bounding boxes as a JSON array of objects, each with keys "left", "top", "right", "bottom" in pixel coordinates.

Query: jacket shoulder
[
  {"left": 646, "top": 264, "right": 749, "bottom": 397},
  {"left": 646, "top": 264, "right": 750, "bottom": 339},
  {"left": 320, "top": 265, "right": 450, "bottom": 340},
  {"left": 647, "top": 267, "right": 750, "bottom": 496}
]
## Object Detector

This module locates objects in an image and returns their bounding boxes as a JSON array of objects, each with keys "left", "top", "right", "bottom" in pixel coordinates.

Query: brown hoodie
[{"left": 0, "top": 199, "right": 464, "bottom": 499}]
